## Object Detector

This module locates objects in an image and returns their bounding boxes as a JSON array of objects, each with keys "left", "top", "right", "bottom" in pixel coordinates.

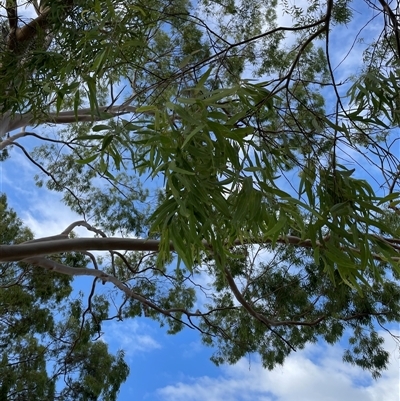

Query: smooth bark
[
  {"left": 1, "top": 233, "right": 399, "bottom": 263},
  {"left": 0, "top": 105, "right": 142, "bottom": 148}
]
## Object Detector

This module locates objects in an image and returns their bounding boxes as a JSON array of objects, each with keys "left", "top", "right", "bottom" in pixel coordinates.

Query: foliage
[
  {"left": 200, "top": 244, "right": 400, "bottom": 379},
  {"left": 0, "top": 0, "right": 400, "bottom": 395},
  {"left": 0, "top": 194, "right": 129, "bottom": 400}
]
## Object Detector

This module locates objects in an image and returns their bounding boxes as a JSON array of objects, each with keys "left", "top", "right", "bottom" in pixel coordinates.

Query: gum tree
[{"left": 1, "top": 0, "right": 400, "bottom": 391}]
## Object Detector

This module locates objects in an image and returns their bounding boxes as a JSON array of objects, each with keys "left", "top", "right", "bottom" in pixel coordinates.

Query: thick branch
[
  {"left": 1, "top": 233, "right": 400, "bottom": 263},
  {"left": 7, "top": 5, "right": 50, "bottom": 50},
  {"left": 0, "top": 237, "right": 171, "bottom": 262},
  {"left": 0, "top": 106, "right": 145, "bottom": 148},
  {"left": 0, "top": 130, "right": 28, "bottom": 149}
]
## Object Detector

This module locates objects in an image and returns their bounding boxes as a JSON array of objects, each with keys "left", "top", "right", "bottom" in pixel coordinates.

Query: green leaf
[
  {"left": 93, "top": 48, "right": 109, "bottom": 75},
  {"left": 169, "top": 161, "right": 195, "bottom": 175},
  {"left": 101, "top": 135, "right": 114, "bottom": 151},
  {"left": 78, "top": 134, "right": 105, "bottom": 140},
  {"left": 377, "top": 192, "right": 400, "bottom": 205},
  {"left": 76, "top": 154, "right": 98, "bottom": 164},
  {"left": 85, "top": 75, "right": 99, "bottom": 116},
  {"left": 263, "top": 216, "right": 287, "bottom": 239},
  {"left": 136, "top": 105, "right": 158, "bottom": 113},
  {"left": 182, "top": 125, "right": 204, "bottom": 149},
  {"left": 92, "top": 125, "right": 110, "bottom": 132},
  {"left": 74, "top": 90, "right": 80, "bottom": 121}
]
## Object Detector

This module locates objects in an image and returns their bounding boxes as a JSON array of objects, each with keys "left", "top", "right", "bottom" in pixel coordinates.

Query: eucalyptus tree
[
  {"left": 0, "top": 194, "right": 129, "bottom": 400},
  {"left": 1, "top": 0, "right": 400, "bottom": 392}
]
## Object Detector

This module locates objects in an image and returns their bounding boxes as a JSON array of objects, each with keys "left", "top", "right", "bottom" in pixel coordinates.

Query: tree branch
[
  {"left": 22, "top": 255, "right": 210, "bottom": 331},
  {"left": 224, "top": 267, "right": 296, "bottom": 351},
  {"left": 1, "top": 232, "right": 400, "bottom": 263},
  {"left": 6, "top": 0, "right": 18, "bottom": 32},
  {"left": 0, "top": 237, "right": 170, "bottom": 262},
  {"left": 7, "top": 4, "right": 50, "bottom": 50},
  {"left": 0, "top": 105, "right": 151, "bottom": 143},
  {"left": 224, "top": 267, "right": 272, "bottom": 324},
  {"left": 0, "top": 129, "right": 28, "bottom": 150},
  {"left": 23, "top": 256, "right": 175, "bottom": 316}
]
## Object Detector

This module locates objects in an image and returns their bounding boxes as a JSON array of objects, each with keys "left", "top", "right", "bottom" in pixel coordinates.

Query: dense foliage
[
  {"left": 1, "top": 0, "right": 400, "bottom": 396},
  {"left": 0, "top": 195, "right": 129, "bottom": 400}
]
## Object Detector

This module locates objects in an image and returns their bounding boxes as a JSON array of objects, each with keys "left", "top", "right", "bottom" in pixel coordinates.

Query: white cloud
[
  {"left": 1, "top": 143, "right": 87, "bottom": 238},
  {"left": 0, "top": 147, "right": 98, "bottom": 239},
  {"left": 20, "top": 192, "right": 86, "bottom": 238},
  {"left": 156, "top": 331, "right": 400, "bottom": 401},
  {"left": 103, "top": 320, "right": 161, "bottom": 358},
  {"left": 182, "top": 340, "right": 204, "bottom": 358}
]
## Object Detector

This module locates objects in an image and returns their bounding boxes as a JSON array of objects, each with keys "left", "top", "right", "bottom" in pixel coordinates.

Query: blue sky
[{"left": 1, "top": 0, "right": 400, "bottom": 400}]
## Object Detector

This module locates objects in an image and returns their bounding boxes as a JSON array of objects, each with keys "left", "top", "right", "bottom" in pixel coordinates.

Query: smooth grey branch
[
  {"left": 2, "top": 234, "right": 399, "bottom": 263},
  {"left": 0, "top": 130, "right": 29, "bottom": 150},
  {"left": 0, "top": 237, "right": 170, "bottom": 262},
  {"left": 0, "top": 105, "right": 149, "bottom": 141}
]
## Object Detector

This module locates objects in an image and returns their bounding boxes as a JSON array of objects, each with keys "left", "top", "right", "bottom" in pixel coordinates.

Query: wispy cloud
[
  {"left": 103, "top": 320, "right": 162, "bottom": 359},
  {"left": 20, "top": 194, "right": 85, "bottom": 238}
]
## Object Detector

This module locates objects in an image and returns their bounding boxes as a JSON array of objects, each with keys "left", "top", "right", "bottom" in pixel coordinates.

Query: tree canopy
[
  {"left": 0, "top": 194, "right": 129, "bottom": 400},
  {"left": 1, "top": 0, "right": 400, "bottom": 396}
]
